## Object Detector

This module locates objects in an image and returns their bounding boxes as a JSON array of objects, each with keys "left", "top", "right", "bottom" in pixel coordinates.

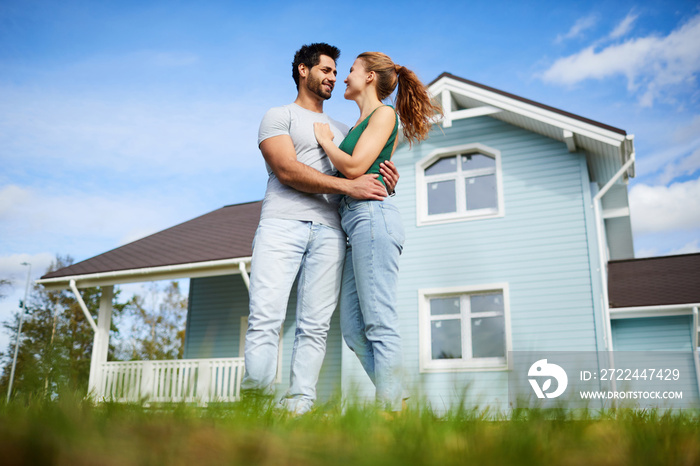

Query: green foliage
[
  {"left": 0, "top": 278, "right": 11, "bottom": 300},
  {"left": 0, "top": 396, "right": 698, "bottom": 466},
  {"left": 0, "top": 255, "right": 128, "bottom": 400},
  {"left": 122, "top": 281, "right": 188, "bottom": 361}
]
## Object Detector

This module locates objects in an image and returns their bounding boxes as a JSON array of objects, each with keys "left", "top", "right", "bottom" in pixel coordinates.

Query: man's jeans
[
  {"left": 339, "top": 197, "right": 405, "bottom": 411},
  {"left": 241, "top": 218, "right": 345, "bottom": 414}
]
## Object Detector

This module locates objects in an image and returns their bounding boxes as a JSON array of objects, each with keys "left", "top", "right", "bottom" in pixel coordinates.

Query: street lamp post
[{"left": 7, "top": 262, "right": 31, "bottom": 403}]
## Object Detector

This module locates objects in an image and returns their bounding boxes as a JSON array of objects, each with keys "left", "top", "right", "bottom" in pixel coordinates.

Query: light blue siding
[
  {"left": 611, "top": 316, "right": 699, "bottom": 408},
  {"left": 612, "top": 315, "right": 694, "bottom": 351},
  {"left": 344, "top": 116, "right": 603, "bottom": 410},
  {"left": 184, "top": 275, "right": 247, "bottom": 359},
  {"left": 184, "top": 274, "right": 342, "bottom": 402}
]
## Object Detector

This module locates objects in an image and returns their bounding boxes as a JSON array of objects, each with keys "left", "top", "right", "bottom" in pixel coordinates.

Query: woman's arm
[{"left": 314, "top": 106, "right": 396, "bottom": 179}]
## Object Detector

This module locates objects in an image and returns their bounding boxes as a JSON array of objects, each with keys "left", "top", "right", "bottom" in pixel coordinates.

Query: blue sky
[{"left": 1, "top": 0, "right": 699, "bottom": 348}]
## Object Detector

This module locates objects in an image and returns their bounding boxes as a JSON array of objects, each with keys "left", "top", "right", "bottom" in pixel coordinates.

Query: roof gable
[{"left": 428, "top": 72, "right": 635, "bottom": 183}]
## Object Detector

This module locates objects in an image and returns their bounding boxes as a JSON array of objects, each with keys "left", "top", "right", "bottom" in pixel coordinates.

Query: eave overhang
[
  {"left": 428, "top": 72, "right": 635, "bottom": 183},
  {"left": 36, "top": 256, "right": 251, "bottom": 291}
]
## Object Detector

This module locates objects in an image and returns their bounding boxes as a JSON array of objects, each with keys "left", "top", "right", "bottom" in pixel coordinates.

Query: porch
[{"left": 95, "top": 357, "right": 245, "bottom": 405}]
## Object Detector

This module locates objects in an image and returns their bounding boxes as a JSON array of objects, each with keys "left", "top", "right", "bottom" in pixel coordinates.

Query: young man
[{"left": 241, "top": 43, "right": 399, "bottom": 414}]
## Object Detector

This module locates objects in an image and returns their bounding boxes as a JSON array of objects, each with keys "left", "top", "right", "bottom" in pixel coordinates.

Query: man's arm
[{"left": 260, "top": 135, "right": 388, "bottom": 200}]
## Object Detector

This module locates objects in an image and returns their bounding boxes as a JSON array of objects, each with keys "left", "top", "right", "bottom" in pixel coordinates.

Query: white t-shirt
[{"left": 257, "top": 103, "right": 349, "bottom": 229}]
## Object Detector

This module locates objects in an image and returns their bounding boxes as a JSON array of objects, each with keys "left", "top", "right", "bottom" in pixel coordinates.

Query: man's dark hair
[{"left": 292, "top": 43, "right": 340, "bottom": 89}]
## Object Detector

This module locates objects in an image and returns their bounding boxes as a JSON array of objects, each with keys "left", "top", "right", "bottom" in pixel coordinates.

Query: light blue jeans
[
  {"left": 339, "top": 196, "right": 405, "bottom": 411},
  {"left": 241, "top": 218, "right": 345, "bottom": 414}
]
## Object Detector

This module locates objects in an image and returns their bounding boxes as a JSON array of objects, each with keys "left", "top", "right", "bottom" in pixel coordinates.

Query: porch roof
[
  {"left": 38, "top": 201, "right": 261, "bottom": 290},
  {"left": 608, "top": 253, "right": 700, "bottom": 309}
]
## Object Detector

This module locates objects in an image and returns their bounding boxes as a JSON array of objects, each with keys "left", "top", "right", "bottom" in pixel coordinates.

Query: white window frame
[
  {"left": 239, "top": 316, "right": 283, "bottom": 383},
  {"left": 418, "top": 283, "right": 512, "bottom": 372},
  {"left": 415, "top": 143, "right": 504, "bottom": 226}
]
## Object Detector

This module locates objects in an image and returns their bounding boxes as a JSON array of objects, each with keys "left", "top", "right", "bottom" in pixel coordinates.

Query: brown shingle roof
[
  {"left": 608, "top": 253, "right": 700, "bottom": 308},
  {"left": 41, "top": 201, "right": 262, "bottom": 280}
]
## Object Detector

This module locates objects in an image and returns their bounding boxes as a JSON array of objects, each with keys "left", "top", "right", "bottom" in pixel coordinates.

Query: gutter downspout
[
  {"left": 69, "top": 280, "right": 98, "bottom": 333},
  {"left": 693, "top": 308, "right": 700, "bottom": 401}
]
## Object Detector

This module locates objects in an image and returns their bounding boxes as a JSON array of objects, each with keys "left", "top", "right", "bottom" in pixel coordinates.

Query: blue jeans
[
  {"left": 339, "top": 196, "right": 405, "bottom": 411},
  {"left": 241, "top": 218, "right": 345, "bottom": 414}
]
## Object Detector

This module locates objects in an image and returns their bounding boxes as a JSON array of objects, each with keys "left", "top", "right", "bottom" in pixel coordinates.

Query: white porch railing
[{"left": 95, "top": 357, "right": 245, "bottom": 405}]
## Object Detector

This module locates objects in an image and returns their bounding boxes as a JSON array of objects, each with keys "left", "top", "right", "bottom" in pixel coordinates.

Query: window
[
  {"left": 416, "top": 144, "right": 503, "bottom": 225},
  {"left": 419, "top": 284, "right": 511, "bottom": 372}
]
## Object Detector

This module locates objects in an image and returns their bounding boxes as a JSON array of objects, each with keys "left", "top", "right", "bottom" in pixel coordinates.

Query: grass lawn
[{"left": 1, "top": 395, "right": 699, "bottom": 465}]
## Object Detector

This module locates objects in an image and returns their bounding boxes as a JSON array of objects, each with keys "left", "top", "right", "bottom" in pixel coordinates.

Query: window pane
[
  {"left": 425, "top": 156, "right": 457, "bottom": 176},
  {"left": 465, "top": 174, "right": 497, "bottom": 210},
  {"left": 428, "top": 180, "right": 456, "bottom": 215},
  {"left": 430, "top": 297, "right": 460, "bottom": 316},
  {"left": 470, "top": 293, "right": 504, "bottom": 313},
  {"left": 471, "top": 316, "right": 505, "bottom": 358},
  {"left": 461, "top": 153, "right": 495, "bottom": 171},
  {"left": 431, "top": 319, "right": 462, "bottom": 359}
]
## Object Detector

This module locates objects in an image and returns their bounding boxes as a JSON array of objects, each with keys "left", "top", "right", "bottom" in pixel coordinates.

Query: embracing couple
[{"left": 241, "top": 43, "right": 439, "bottom": 415}]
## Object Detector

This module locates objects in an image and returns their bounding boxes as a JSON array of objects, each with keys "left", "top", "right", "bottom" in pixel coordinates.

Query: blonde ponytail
[{"left": 358, "top": 52, "right": 442, "bottom": 145}]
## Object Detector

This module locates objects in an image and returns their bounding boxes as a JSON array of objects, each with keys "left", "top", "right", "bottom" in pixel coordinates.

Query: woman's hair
[{"left": 357, "top": 52, "right": 442, "bottom": 144}]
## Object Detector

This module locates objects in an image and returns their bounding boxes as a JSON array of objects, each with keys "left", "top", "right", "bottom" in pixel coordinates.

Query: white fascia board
[
  {"left": 36, "top": 257, "right": 252, "bottom": 290},
  {"left": 429, "top": 79, "right": 628, "bottom": 149},
  {"left": 609, "top": 303, "right": 700, "bottom": 319},
  {"left": 448, "top": 106, "right": 502, "bottom": 121}
]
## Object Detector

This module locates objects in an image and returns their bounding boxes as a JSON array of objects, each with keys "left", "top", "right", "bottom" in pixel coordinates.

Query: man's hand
[
  {"left": 380, "top": 160, "right": 400, "bottom": 195},
  {"left": 345, "top": 174, "right": 388, "bottom": 200}
]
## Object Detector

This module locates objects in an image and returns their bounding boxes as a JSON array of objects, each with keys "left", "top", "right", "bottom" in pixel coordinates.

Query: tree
[
  {"left": 0, "top": 278, "right": 11, "bottom": 300},
  {"left": 0, "top": 255, "right": 127, "bottom": 399},
  {"left": 124, "top": 281, "right": 187, "bottom": 361}
]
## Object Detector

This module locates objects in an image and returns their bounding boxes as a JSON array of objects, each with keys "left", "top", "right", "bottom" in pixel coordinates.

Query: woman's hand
[{"left": 314, "top": 122, "right": 334, "bottom": 147}]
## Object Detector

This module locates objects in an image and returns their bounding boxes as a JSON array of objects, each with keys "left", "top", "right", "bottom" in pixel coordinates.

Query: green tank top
[{"left": 337, "top": 105, "right": 398, "bottom": 187}]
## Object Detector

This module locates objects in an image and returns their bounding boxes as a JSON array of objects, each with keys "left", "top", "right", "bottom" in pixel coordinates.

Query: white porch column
[{"left": 87, "top": 285, "right": 114, "bottom": 397}]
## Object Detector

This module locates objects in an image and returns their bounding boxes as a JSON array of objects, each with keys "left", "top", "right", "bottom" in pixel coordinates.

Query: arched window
[{"left": 416, "top": 144, "right": 504, "bottom": 225}]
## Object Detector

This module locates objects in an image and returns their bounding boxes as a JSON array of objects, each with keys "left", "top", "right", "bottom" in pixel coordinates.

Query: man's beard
[{"left": 307, "top": 74, "right": 333, "bottom": 100}]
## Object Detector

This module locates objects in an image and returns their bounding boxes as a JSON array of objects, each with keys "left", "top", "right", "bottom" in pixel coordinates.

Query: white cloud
[
  {"left": 0, "top": 185, "right": 31, "bottom": 218},
  {"left": 657, "top": 146, "right": 700, "bottom": 185},
  {"left": 609, "top": 11, "right": 638, "bottom": 40},
  {"left": 0, "top": 86, "right": 263, "bottom": 177},
  {"left": 0, "top": 253, "right": 55, "bottom": 285},
  {"left": 674, "top": 114, "right": 700, "bottom": 144},
  {"left": 556, "top": 14, "right": 598, "bottom": 43},
  {"left": 629, "top": 178, "right": 700, "bottom": 234},
  {"left": 541, "top": 12, "right": 700, "bottom": 106},
  {"left": 0, "top": 183, "right": 187, "bottom": 255},
  {"left": 669, "top": 239, "right": 700, "bottom": 255},
  {"left": 632, "top": 116, "right": 700, "bottom": 182}
]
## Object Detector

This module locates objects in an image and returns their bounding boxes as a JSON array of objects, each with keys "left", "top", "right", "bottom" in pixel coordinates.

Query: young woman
[{"left": 314, "top": 52, "right": 440, "bottom": 411}]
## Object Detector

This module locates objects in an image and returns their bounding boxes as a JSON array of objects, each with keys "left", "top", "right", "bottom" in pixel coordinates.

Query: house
[{"left": 37, "top": 73, "right": 700, "bottom": 410}]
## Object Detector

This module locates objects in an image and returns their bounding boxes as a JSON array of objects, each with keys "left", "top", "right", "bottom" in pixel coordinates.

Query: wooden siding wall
[
  {"left": 341, "top": 116, "right": 603, "bottom": 411},
  {"left": 611, "top": 315, "right": 699, "bottom": 407},
  {"left": 184, "top": 275, "right": 343, "bottom": 402},
  {"left": 612, "top": 315, "right": 694, "bottom": 351}
]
